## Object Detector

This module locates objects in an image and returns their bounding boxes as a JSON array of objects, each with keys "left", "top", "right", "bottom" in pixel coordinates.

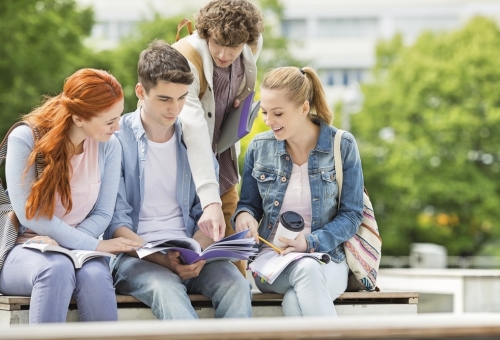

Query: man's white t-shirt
[{"left": 137, "top": 132, "right": 188, "bottom": 242}]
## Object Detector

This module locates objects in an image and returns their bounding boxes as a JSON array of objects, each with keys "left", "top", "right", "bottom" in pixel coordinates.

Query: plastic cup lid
[{"left": 279, "top": 211, "right": 305, "bottom": 232}]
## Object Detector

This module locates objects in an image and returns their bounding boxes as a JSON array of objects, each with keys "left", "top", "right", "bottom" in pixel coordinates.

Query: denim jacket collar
[
  {"left": 276, "top": 119, "right": 334, "bottom": 156},
  {"left": 315, "top": 119, "right": 336, "bottom": 154}
]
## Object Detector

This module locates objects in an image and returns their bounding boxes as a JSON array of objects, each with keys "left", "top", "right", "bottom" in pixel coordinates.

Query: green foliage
[
  {"left": 92, "top": 14, "right": 184, "bottom": 113},
  {"left": 351, "top": 17, "right": 500, "bottom": 256},
  {"left": 0, "top": 0, "right": 94, "bottom": 137}
]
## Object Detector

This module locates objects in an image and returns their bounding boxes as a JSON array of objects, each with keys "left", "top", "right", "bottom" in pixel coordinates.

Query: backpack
[
  {"left": 334, "top": 129, "right": 382, "bottom": 292},
  {"left": 0, "top": 121, "right": 44, "bottom": 272},
  {"left": 172, "top": 19, "right": 208, "bottom": 100}
]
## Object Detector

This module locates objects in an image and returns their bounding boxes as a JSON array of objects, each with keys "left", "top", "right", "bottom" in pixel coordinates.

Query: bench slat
[{"left": 0, "top": 291, "right": 418, "bottom": 308}]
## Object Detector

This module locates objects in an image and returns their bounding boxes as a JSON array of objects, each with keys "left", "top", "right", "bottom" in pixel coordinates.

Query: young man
[
  {"left": 104, "top": 40, "right": 252, "bottom": 320},
  {"left": 177, "top": 0, "right": 264, "bottom": 275}
]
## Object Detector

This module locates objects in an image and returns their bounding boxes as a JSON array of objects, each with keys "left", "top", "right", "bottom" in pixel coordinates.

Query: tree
[
  {"left": 351, "top": 17, "right": 500, "bottom": 256},
  {"left": 0, "top": 0, "right": 94, "bottom": 137},
  {"left": 92, "top": 15, "right": 184, "bottom": 113}
]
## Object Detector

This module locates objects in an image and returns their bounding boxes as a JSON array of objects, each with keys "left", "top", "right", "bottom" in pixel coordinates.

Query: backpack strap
[
  {"left": 333, "top": 129, "right": 346, "bottom": 210},
  {"left": 175, "top": 18, "right": 193, "bottom": 42},
  {"left": 172, "top": 19, "right": 207, "bottom": 100},
  {"left": 172, "top": 38, "right": 207, "bottom": 100},
  {"left": 0, "top": 121, "right": 44, "bottom": 180}
]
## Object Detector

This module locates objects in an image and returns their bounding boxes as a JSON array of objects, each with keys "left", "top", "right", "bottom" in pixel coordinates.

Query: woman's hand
[
  {"left": 25, "top": 236, "right": 59, "bottom": 246},
  {"left": 279, "top": 233, "right": 308, "bottom": 255},
  {"left": 235, "top": 212, "right": 259, "bottom": 243},
  {"left": 96, "top": 237, "right": 144, "bottom": 254}
]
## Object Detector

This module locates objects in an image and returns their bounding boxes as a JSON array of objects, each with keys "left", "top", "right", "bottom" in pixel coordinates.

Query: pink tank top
[{"left": 53, "top": 138, "right": 101, "bottom": 226}]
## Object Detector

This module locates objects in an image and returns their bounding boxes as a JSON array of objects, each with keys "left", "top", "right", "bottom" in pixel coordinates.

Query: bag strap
[
  {"left": 175, "top": 18, "right": 193, "bottom": 42},
  {"left": 334, "top": 129, "right": 346, "bottom": 210},
  {"left": 0, "top": 121, "right": 44, "bottom": 180},
  {"left": 172, "top": 19, "right": 207, "bottom": 100}
]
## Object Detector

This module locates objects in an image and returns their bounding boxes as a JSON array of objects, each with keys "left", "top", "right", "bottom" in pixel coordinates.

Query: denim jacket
[
  {"left": 104, "top": 108, "right": 204, "bottom": 243},
  {"left": 232, "top": 120, "right": 364, "bottom": 263}
]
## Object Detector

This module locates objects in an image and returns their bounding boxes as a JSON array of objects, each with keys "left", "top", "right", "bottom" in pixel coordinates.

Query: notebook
[{"left": 217, "top": 91, "right": 261, "bottom": 153}]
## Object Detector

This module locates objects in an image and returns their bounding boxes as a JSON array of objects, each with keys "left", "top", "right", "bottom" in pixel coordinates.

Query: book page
[
  {"left": 22, "top": 243, "right": 115, "bottom": 269},
  {"left": 137, "top": 230, "right": 257, "bottom": 264},
  {"left": 249, "top": 252, "right": 330, "bottom": 284},
  {"left": 72, "top": 250, "right": 116, "bottom": 267},
  {"left": 143, "top": 237, "right": 201, "bottom": 253},
  {"left": 22, "top": 243, "right": 77, "bottom": 267}
]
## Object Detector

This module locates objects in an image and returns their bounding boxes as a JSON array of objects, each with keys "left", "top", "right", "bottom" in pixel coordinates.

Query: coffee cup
[{"left": 273, "top": 211, "right": 305, "bottom": 249}]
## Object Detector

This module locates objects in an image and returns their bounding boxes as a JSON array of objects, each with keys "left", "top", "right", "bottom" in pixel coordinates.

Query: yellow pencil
[{"left": 258, "top": 236, "right": 282, "bottom": 254}]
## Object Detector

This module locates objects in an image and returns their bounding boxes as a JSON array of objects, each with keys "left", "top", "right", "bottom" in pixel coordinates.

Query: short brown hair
[
  {"left": 196, "top": 0, "right": 264, "bottom": 47},
  {"left": 138, "top": 40, "right": 194, "bottom": 93}
]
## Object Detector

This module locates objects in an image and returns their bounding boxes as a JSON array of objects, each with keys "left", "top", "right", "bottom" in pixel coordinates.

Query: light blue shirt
[{"left": 104, "top": 108, "right": 206, "bottom": 242}]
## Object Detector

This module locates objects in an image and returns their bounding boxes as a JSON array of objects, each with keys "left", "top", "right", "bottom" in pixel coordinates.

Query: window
[
  {"left": 317, "top": 18, "right": 378, "bottom": 38},
  {"left": 281, "top": 19, "right": 307, "bottom": 39},
  {"left": 321, "top": 69, "right": 368, "bottom": 87},
  {"left": 394, "top": 16, "right": 460, "bottom": 37},
  {"left": 91, "top": 21, "right": 136, "bottom": 41}
]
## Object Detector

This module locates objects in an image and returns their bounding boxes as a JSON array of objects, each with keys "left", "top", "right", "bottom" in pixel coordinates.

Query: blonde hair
[{"left": 261, "top": 66, "right": 333, "bottom": 125}]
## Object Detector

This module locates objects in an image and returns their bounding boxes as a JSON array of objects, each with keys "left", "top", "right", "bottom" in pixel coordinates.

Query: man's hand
[
  {"left": 234, "top": 212, "right": 259, "bottom": 243},
  {"left": 278, "top": 233, "right": 308, "bottom": 255},
  {"left": 193, "top": 230, "right": 214, "bottom": 250},
  {"left": 198, "top": 203, "right": 225, "bottom": 242},
  {"left": 159, "top": 250, "right": 206, "bottom": 280},
  {"left": 233, "top": 98, "right": 240, "bottom": 108}
]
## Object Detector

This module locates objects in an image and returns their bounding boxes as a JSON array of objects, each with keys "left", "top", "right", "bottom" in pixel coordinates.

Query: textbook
[
  {"left": 248, "top": 251, "right": 331, "bottom": 284},
  {"left": 217, "top": 91, "right": 261, "bottom": 153},
  {"left": 136, "top": 229, "right": 258, "bottom": 264},
  {"left": 22, "top": 242, "right": 116, "bottom": 269}
]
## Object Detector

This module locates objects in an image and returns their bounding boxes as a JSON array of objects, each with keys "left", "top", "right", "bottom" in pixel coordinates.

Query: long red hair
[{"left": 23, "top": 68, "right": 123, "bottom": 220}]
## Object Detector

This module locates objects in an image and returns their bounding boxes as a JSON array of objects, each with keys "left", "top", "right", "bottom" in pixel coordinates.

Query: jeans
[
  {"left": 255, "top": 257, "right": 349, "bottom": 317},
  {"left": 112, "top": 254, "right": 252, "bottom": 320},
  {"left": 221, "top": 185, "right": 246, "bottom": 276},
  {"left": 0, "top": 245, "right": 117, "bottom": 323}
]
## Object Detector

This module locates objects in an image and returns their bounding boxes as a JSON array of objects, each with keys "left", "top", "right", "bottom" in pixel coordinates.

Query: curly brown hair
[{"left": 195, "top": 0, "right": 264, "bottom": 47}]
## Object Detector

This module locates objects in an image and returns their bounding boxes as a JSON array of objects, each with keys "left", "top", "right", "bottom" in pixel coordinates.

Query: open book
[
  {"left": 217, "top": 91, "right": 261, "bottom": 153},
  {"left": 136, "top": 229, "right": 258, "bottom": 264},
  {"left": 22, "top": 242, "right": 116, "bottom": 269},
  {"left": 249, "top": 251, "right": 331, "bottom": 284}
]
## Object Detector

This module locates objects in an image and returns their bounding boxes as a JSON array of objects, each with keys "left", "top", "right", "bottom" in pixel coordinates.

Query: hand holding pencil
[{"left": 258, "top": 236, "right": 282, "bottom": 254}]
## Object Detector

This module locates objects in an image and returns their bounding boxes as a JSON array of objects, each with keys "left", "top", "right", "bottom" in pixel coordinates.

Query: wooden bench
[{"left": 0, "top": 291, "right": 418, "bottom": 325}]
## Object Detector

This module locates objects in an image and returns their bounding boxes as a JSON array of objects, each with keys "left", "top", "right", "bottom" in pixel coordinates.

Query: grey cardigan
[{"left": 5, "top": 125, "right": 122, "bottom": 251}]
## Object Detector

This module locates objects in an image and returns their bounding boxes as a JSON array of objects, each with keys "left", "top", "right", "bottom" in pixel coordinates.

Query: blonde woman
[{"left": 234, "top": 67, "right": 364, "bottom": 317}]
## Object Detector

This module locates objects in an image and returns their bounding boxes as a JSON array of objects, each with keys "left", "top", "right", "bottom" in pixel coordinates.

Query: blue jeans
[
  {"left": 112, "top": 254, "right": 252, "bottom": 320},
  {"left": 0, "top": 245, "right": 118, "bottom": 323},
  {"left": 255, "top": 257, "right": 349, "bottom": 317}
]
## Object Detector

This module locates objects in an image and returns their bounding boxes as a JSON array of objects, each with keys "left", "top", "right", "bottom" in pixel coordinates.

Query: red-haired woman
[{"left": 0, "top": 69, "right": 142, "bottom": 323}]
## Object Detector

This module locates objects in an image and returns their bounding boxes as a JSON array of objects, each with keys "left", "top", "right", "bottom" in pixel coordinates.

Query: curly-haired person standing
[{"left": 176, "top": 1, "right": 264, "bottom": 277}]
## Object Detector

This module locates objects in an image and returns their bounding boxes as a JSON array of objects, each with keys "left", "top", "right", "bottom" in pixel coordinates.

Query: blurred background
[{"left": 2, "top": 0, "right": 500, "bottom": 268}]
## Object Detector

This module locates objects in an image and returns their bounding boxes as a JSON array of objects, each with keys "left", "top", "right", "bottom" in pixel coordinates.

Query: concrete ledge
[{"left": 1, "top": 313, "right": 500, "bottom": 340}]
